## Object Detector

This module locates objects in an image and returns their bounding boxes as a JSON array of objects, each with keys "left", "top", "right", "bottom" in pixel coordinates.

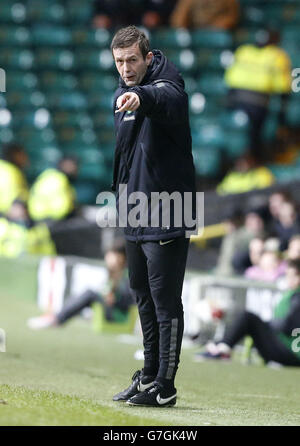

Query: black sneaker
[
  {"left": 113, "top": 370, "right": 155, "bottom": 402},
  {"left": 126, "top": 383, "right": 177, "bottom": 407}
]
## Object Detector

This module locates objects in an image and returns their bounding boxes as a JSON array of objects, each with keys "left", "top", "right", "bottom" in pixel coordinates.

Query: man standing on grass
[{"left": 110, "top": 25, "right": 196, "bottom": 407}]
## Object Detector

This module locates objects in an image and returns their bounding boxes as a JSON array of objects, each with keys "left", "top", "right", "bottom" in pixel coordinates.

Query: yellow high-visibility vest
[
  {"left": 0, "top": 160, "right": 29, "bottom": 214},
  {"left": 225, "top": 44, "right": 291, "bottom": 94},
  {"left": 28, "top": 168, "right": 76, "bottom": 221},
  {"left": 0, "top": 218, "right": 56, "bottom": 258}
]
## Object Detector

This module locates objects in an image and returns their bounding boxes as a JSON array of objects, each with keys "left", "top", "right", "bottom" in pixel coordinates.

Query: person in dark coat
[{"left": 110, "top": 25, "right": 196, "bottom": 407}]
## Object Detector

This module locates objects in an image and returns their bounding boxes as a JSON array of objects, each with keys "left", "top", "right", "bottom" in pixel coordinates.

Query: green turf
[{"left": 1, "top": 292, "right": 300, "bottom": 426}]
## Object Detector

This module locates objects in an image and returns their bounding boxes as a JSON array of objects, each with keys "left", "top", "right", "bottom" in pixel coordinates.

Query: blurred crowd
[{"left": 92, "top": 0, "right": 240, "bottom": 31}]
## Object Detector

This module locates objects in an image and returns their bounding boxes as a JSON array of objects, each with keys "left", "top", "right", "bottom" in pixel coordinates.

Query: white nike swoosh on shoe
[
  {"left": 159, "top": 239, "right": 175, "bottom": 246},
  {"left": 156, "top": 393, "right": 176, "bottom": 405},
  {"left": 137, "top": 381, "right": 155, "bottom": 392}
]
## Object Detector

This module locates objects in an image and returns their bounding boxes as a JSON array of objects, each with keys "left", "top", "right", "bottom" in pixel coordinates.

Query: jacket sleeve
[
  {"left": 130, "top": 81, "right": 189, "bottom": 124},
  {"left": 270, "top": 293, "right": 300, "bottom": 336}
]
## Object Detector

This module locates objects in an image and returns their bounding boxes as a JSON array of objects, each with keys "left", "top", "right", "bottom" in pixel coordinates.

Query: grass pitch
[{"left": 1, "top": 292, "right": 300, "bottom": 426}]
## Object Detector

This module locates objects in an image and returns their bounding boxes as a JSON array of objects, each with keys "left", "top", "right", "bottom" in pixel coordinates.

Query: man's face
[
  {"left": 286, "top": 266, "right": 300, "bottom": 290},
  {"left": 113, "top": 43, "right": 153, "bottom": 86}
]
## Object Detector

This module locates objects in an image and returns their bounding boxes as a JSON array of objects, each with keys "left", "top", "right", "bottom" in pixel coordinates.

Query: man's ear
[{"left": 146, "top": 51, "right": 153, "bottom": 66}]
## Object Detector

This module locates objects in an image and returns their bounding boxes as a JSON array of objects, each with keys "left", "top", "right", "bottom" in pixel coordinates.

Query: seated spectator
[
  {"left": 170, "top": 0, "right": 239, "bottom": 30},
  {"left": 0, "top": 142, "right": 29, "bottom": 215},
  {"left": 93, "top": 0, "right": 174, "bottom": 29},
  {"left": 27, "top": 242, "right": 134, "bottom": 329},
  {"left": 28, "top": 157, "right": 78, "bottom": 223},
  {"left": 216, "top": 154, "right": 274, "bottom": 195},
  {"left": 245, "top": 249, "right": 286, "bottom": 282},
  {"left": 232, "top": 235, "right": 265, "bottom": 275},
  {"left": 215, "top": 206, "right": 265, "bottom": 276},
  {"left": 0, "top": 200, "right": 56, "bottom": 257},
  {"left": 286, "top": 235, "right": 300, "bottom": 261},
  {"left": 271, "top": 201, "right": 300, "bottom": 251},
  {"left": 195, "top": 258, "right": 300, "bottom": 367}
]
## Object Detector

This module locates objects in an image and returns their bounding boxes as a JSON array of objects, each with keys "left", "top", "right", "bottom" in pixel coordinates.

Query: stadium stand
[{"left": 0, "top": 0, "right": 300, "bottom": 206}]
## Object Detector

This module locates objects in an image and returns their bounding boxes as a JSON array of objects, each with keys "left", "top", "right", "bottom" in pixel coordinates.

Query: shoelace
[{"left": 131, "top": 370, "right": 142, "bottom": 382}]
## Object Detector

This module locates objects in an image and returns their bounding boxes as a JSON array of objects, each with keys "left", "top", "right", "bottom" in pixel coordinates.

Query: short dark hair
[
  {"left": 287, "top": 258, "right": 300, "bottom": 275},
  {"left": 111, "top": 25, "right": 150, "bottom": 59},
  {"left": 1, "top": 142, "right": 25, "bottom": 162}
]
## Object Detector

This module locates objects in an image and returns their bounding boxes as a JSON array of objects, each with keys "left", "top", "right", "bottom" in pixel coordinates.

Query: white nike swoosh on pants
[{"left": 159, "top": 239, "right": 175, "bottom": 246}]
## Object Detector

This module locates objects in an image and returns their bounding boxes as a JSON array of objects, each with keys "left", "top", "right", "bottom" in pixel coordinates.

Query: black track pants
[
  {"left": 126, "top": 237, "right": 190, "bottom": 387},
  {"left": 222, "top": 311, "right": 300, "bottom": 366}
]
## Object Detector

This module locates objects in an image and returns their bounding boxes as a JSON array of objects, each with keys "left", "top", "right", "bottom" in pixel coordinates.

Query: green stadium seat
[
  {"left": 56, "top": 127, "right": 97, "bottom": 149},
  {"left": 6, "top": 72, "right": 38, "bottom": 91},
  {"left": 92, "top": 111, "right": 114, "bottom": 130},
  {"left": 72, "top": 28, "right": 112, "bottom": 48},
  {"left": 192, "top": 124, "right": 225, "bottom": 147},
  {"left": 39, "top": 71, "right": 78, "bottom": 92},
  {"left": 16, "top": 127, "right": 57, "bottom": 150},
  {"left": 165, "top": 49, "right": 197, "bottom": 74},
  {"left": 192, "top": 147, "right": 222, "bottom": 177},
  {"left": 47, "top": 91, "right": 87, "bottom": 110},
  {"left": 80, "top": 72, "right": 118, "bottom": 93},
  {"left": 35, "top": 48, "right": 75, "bottom": 70},
  {"left": 32, "top": 25, "right": 72, "bottom": 46},
  {"left": 66, "top": 0, "right": 93, "bottom": 24},
  {"left": 27, "top": 0, "right": 66, "bottom": 24},
  {"left": 0, "top": 128, "right": 14, "bottom": 144},
  {"left": 183, "top": 76, "right": 197, "bottom": 95},
  {"left": 196, "top": 49, "right": 233, "bottom": 70},
  {"left": 98, "top": 128, "right": 115, "bottom": 145},
  {"left": 262, "top": 114, "right": 279, "bottom": 141},
  {"left": 87, "top": 92, "right": 115, "bottom": 111},
  {"left": 286, "top": 100, "right": 300, "bottom": 126},
  {"left": 79, "top": 161, "right": 108, "bottom": 182},
  {"left": 76, "top": 49, "right": 115, "bottom": 72},
  {"left": 233, "top": 28, "right": 261, "bottom": 46},
  {"left": 100, "top": 143, "right": 115, "bottom": 164},
  {"left": 0, "top": 1, "right": 27, "bottom": 24},
  {"left": 219, "top": 110, "right": 249, "bottom": 130},
  {"left": 192, "top": 30, "right": 233, "bottom": 49},
  {"left": 0, "top": 49, "right": 34, "bottom": 70},
  {"left": 12, "top": 108, "right": 52, "bottom": 130},
  {"left": 152, "top": 28, "right": 192, "bottom": 49},
  {"left": 197, "top": 74, "right": 227, "bottom": 96},
  {"left": 0, "top": 26, "right": 31, "bottom": 46},
  {"left": 53, "top": 110, "right": 93, "bottom": 129},
  {"left": 189, "top": 92, "right": 224, "bottom": 116},
  {"left": 223, "top": 132, "right": 249, "bottom": 159},
  {"left": 6, "top": 90, "right": 47, "bottom": 109}
]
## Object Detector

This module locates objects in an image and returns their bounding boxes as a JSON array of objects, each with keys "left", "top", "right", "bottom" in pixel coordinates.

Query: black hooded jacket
[{"left": 112, "top": 49, "right": 196, "bottom": 242}]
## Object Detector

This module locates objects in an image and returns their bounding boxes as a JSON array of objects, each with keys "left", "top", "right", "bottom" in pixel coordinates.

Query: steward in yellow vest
[
  {"left": 0, "top": 143, "right": 29, "bottom": 214},
  {"left": 0, "top": 200, "right": 56, "bottom": 258},
  {"left": 28, "top": 157, "right": 78, "bottom": 222},
  {"left": 224, "top": 29, "right": 292, "bottom": 162}
]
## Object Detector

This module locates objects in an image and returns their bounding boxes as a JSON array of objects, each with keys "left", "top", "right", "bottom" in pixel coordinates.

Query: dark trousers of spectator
[
  {"left": 56, "top": 290, "right": 123, "bottom": 324},
  {"left": 222, "top": 311, "right": 300, "bottom": 366},
  {"left": 125, "top": 237, "right": 190, "bottom": 389}
]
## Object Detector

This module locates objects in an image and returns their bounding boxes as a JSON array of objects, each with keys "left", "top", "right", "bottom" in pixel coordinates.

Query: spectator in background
[
  {"left": 93, "top": 0, "right": 174, "bottom": 29},
  {"left": 195, "top": 258, "right": 300, "bottom": 367},
  {"left": 271, "top": 201, "right": 300, "bottom": 251},
  {"left": 215, "top": 206, "right": 265, "bottom": 276},
  {"left": 244, "top": 249, "right": 286, "bottom": 282},
  {"left": 28, "top": 157, "right": 78, "bottom": 224},
  {"left": 286, "top": 235, "right": 300, "bottom": 261},
  {"left": 0, "top": 200, "right": 56, "bottom": 258},
  {"left": 0, "top": 143, "right": 29, "bottom": 215},
  {"left": 170, "top": 0, "right": 239, "bottom": 30},
  {"left": 232, "top": 235, "right": 265, "bottom": 275},
  {"left": 216, "top": 154, "right": 274, "bottom": 195},
  {"left": 225, "top": 29, "right": 292, "bottom": 162},
  {"left": 27, "top": 242, "right": 134, "bottom": 329}
]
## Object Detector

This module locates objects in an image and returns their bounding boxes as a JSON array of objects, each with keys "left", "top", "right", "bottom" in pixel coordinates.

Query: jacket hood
[{"left": 119, "top": 49, "right": 185, "bottom": 89}]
